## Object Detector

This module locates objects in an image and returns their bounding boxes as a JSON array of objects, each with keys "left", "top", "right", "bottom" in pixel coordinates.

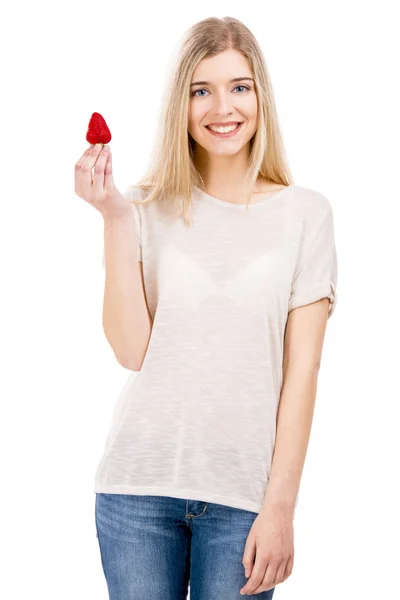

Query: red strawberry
[{"left": 86, "top": 112, "right": 112, "bottom": 145}]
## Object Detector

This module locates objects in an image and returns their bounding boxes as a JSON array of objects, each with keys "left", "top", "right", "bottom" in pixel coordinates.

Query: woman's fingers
[
  {"left": 77, "top": 144, "right": 106, "bottom": 196},
  {"left": 74, "top": 146, "right": 95, "bottom": 198},
  {"left": 75, "top": 145, "right": 94, "bottom": 169},
  {"left": 74, "top": 144, "right": 120, "bottom": 216},
  {"left": 75, "top": 144, "right": 100, "bottom": 197},
  {"left": 92, "top": 145, "right": 110, "bottom": 197},
  {"left": 104, "top": 147, "right": 114, "bottom": 191}
]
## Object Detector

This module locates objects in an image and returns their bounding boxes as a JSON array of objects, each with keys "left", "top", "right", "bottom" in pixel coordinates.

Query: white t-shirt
[{"left": 95, "top": 183, "right": 338, "bottom": 517}]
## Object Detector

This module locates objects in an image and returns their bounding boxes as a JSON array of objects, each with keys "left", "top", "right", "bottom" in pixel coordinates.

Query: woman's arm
[
  {"left": 261, "top": 297, "right": 331, "bottom": 516},
  {"left": 102, "top": 212, "right": 152, "bottom": 370}
]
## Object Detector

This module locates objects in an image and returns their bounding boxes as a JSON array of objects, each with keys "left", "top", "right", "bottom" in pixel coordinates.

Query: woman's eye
[
  {"left": 191, "top": 85, "right": 250, "bottom": 97},
  {"left": 234, "top": 85, "right": 250, "bottom": 93},
  {"left": 192, "top": 89, "right": 207, "bottom": 97}
]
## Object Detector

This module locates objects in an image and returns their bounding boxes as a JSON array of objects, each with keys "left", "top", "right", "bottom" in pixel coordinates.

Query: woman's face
[{"left": 188, "top": 49, "right": 258, "bottom": 157}]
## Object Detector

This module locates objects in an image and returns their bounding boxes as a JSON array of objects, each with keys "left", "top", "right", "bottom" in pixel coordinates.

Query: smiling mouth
[
  {"left": 204, "top": 122, "right": 244, "bottom": 137},
  {"left": 205, "top": 122, "right": 243, "bottom": 129}
]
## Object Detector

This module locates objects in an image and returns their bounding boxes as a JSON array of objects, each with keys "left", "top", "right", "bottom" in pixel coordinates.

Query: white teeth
[{"left": 208, "top": 123, "right": 240, "bottom": 133}]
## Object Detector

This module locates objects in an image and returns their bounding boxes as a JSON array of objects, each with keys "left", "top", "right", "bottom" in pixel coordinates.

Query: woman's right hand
[{"left": 74, "top": 144, "right": 132, "bottom": 220}]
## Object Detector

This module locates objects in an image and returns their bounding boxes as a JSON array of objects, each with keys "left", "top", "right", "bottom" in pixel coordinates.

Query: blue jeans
[{"left": 95, "top": 493, "right": 276, "bottom": 599}]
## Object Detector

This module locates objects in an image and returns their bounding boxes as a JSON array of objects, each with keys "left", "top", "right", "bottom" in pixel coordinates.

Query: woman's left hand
[{"left": 240, "top": 504, "right": 294, "bottom": 595}]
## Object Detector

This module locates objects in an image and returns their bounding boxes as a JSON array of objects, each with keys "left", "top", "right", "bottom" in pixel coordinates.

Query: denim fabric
[{"left": 95, "top": 493, "right": 276, "bottom": 599}]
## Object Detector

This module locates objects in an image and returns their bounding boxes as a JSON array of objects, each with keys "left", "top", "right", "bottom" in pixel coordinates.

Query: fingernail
[{"left": 245, "top": 570, "right": 250, "bottom": 577}]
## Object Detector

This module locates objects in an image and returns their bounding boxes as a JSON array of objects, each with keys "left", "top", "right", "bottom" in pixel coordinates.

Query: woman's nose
[{"left": 213, "top": 92, "right": 232, "bottom": 114}]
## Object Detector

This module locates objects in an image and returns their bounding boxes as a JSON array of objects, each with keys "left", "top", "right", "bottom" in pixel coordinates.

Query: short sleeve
[
  {"left": 288, "top": 205, "right": 338, "bottom": 318},
  {"left": 102, "top": 187, "right": 143, "bottom": 268}
]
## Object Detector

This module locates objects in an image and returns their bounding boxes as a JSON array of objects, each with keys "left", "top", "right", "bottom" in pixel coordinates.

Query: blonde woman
[{"left": 75, "top": 16, "right": 338, "bottom": 600}]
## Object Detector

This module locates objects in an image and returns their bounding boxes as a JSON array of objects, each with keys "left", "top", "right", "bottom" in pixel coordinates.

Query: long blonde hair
[{"left": 130, "top": 16, "right": 294, "bottom": 224}]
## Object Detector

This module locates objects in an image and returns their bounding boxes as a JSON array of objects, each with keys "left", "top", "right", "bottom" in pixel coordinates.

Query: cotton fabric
[{"left": 95, "top": 183, "right": 338, "bottom": 516}]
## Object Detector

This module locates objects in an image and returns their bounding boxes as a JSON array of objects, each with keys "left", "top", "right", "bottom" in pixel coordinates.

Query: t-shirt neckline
[{"left": 193, "top": 184, "right": 295, "bottom": 208}]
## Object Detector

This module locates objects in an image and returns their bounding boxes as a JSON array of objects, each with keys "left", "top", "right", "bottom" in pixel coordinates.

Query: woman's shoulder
[
  {"left": 291, "top": 184, "right": 333, "bottom": 217},
  {"left": 123, "top": 184, "right": 149, "bottom": 202}
]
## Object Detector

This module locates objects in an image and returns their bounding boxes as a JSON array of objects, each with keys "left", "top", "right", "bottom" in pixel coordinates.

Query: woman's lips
[{"left": 205, "top": 122, "right": 244, "bottom": 138}]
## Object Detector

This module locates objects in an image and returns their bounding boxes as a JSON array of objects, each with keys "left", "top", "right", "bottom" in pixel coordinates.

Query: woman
[{"left": 75, "top": 16, "right": 338, "bottom": 600}]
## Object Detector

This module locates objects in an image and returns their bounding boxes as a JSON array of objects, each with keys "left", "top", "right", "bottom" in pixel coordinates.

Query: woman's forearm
[
  {"left": 261, "top": 364, "right": 319, "bottom": 515},
  {"left": 102, "top": 211, "right": 152, "bottom": 370}
]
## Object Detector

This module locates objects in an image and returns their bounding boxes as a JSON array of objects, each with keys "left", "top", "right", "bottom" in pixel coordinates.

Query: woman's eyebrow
[{"left": 190, "top": 77, "right": 254, "bottom": 87}]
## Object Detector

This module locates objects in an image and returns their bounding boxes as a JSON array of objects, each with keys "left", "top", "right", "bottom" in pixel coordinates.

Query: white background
[{"left": 2, "top": 1, "right": 399, "bottom": 599}]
